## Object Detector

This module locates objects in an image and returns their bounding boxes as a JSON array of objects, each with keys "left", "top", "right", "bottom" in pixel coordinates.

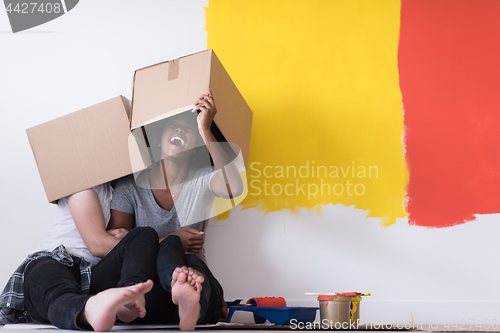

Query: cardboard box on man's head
[
  {"left": 27, "top": 49, "right": 252, "bottom": 203},
  {"left": 131, "top": 49, "right": 253, "bottom": 167},
  {"left": 26, "top": 96, "right": 147, "bottom": 203}
]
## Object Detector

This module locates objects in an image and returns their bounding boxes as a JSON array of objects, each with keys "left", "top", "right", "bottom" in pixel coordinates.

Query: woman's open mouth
[{"left": 169, "top": 135, "right": 186, "bottom": 147}]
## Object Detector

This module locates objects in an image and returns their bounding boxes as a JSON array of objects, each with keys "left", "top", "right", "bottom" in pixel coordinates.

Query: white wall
[
  {"left": 206, "top": 207, "right": 500, "bottom": 325},
  {"left": 1, "top": 0, "right": 499, "bottom": 326},
  {"left": 0, "top": 0, "right": 208, "bottom": 302}
]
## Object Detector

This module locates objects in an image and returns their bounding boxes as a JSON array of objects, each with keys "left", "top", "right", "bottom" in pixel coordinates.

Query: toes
[
  {"left": 187, "top": 275, "right": 194, "bottom": 285},
  {"left": 194, "top": 271, "right": 204, "bottom": 284},
  {"left": 123, "top": 289, "right": 133, "bottom": 296},
  {"left": 130, "top": 301, "right": 147, "bottom": 319},
  {"left": 143, "top": 279, "right": 154, "bottom": 293},
  {"left": 172, "top": 268, "right": 182, "bottom": 287},
  {"left": 177, "top": 271, "right": 187, "bottom": 283},
  {"left": 172, "top": 267, "right": 181, "bottom": 279}
]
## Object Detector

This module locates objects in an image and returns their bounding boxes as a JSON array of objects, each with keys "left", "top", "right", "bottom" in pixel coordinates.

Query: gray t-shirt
[{"left": 111, "top": 165, "right": 217, "bottom": 262}]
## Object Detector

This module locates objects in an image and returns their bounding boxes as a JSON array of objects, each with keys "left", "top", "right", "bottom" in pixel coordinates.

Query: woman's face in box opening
[{"left": 160, "top": 112, "right": 199, "bottom": 160}]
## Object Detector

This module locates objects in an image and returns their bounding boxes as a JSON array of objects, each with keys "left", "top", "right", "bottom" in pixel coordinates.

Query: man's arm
[{"left": 68, "top": 189, "right": 121, "bottom": 258}]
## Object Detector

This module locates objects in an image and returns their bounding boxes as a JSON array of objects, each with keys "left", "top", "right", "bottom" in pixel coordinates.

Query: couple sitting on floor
[{"left": 0, "top": 91, "right": 243, "bottom": 331}]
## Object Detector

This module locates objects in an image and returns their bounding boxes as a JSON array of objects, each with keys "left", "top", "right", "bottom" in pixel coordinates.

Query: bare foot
[
  {"left": 115, "top": 294, "right": 146, "bottom": 323},
  {"left": 80, "top": 280, "right": 153, "bottom": 332},
  {"left": 171, "top": 269, "right": 204, "bottom": 331},
  {"left": 172, "top": 266, "right": 204, "bottom": 292}
]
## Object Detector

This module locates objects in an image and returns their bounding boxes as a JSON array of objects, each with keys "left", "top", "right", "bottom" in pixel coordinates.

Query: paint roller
[
  {"left": 246, "top": 296, "right": 287, "bottom": 307},
  {"left": 244, "top": 297, "right": 287, "bottom": 324}
]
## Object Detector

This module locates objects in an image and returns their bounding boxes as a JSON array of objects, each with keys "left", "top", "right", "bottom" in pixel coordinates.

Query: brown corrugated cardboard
[
  {"left": 26, "top": 96, "right": 144, "bottom": 203},
  {"left": 131, "top": 49, "right": 253, "bottom": 167},
  {"left": 27, "top": 50, "right": 252, "bottom": 204}
]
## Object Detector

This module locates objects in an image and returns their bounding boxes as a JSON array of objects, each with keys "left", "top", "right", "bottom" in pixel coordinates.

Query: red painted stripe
[{"left": 399, "top": 0, "right": 500, "bottom": 227}]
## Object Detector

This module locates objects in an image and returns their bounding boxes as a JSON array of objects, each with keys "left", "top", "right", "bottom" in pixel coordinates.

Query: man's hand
[
  {"left": 107, "top": 228, "right": 129, "bottom": 240},
  {"left": 169, "top": 227, "right": 204, "bottom": 253}
]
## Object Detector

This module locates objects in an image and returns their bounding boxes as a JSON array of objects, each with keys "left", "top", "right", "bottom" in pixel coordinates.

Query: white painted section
[
  {"left": 1, "top": 0, "right": 499, "bottom": 326},
  {"left": 206, "top": 205, "right": 500, "bottom": 324}
]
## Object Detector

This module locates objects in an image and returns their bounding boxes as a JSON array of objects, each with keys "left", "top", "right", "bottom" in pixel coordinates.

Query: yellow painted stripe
[{"left": 207, "top": 0, "right": 408, "bottom": 226}]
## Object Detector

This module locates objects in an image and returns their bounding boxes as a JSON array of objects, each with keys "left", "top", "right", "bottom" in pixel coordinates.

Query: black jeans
[
  {"left": 23, "top": 227, "right": 159, "bottom": 330},
  {"left": 134, "top": 234, "right": 224, "bottom": 325}
]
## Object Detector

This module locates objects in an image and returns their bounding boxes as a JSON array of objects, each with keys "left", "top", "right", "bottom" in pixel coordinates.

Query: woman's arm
[
  {"left": 68, "top": 189, "right": 123, "bottom": 258},
  {"left": 108, "top": 210, "right": 134, "bottom": 231},
  {"left": 193, "top": 90, "right": 244, "bottom": 198}
]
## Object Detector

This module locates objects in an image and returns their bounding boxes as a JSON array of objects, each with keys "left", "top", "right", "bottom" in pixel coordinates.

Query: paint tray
[{"left": 227, "top": 306, "right": 318, "bottom": 325}]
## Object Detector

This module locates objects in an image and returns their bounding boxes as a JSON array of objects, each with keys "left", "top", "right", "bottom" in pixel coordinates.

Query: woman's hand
[
  {"left": 191, "top": 89, "right": 244, "bottom": 199},
  {"left": 192, "top": 89, "right": 217, "bottom": 135},
  {"left": 168, "top": 227, "right": 204, "bottom": 253},
  {"left": 107, "top": 228, "right": 129, "bottom": 239}
]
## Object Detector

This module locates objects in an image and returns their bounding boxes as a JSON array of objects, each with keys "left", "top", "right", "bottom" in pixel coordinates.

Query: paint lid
[
  {"left": 317, "top": 295, "right": 337, "bottom": 301},
  {"left": 337, "top": 292, "right": 357, "bottom": 297},
  {"left": 315, "top": 292, "right": 371, "bottom": 301}
]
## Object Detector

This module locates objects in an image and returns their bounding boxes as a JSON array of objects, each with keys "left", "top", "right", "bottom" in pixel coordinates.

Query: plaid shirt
[{"left": 0, "top": 245, "right": 92, "bottom": 324}]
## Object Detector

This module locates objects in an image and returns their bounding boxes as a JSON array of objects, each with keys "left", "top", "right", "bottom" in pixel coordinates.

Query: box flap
[
  {"left": 131, "top": 50, "right": 212, "bottom": 130},
  {"left": 208, "top": 50, "right": 253, "bottom": 167}
]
